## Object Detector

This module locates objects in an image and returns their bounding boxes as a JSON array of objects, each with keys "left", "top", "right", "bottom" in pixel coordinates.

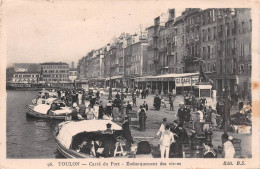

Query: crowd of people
[
  {"left": 38, "top": 86, "right": 251, "bottom": 158},
  {"left": 154, "top": 117, "right": 238, "bottom": 158}
]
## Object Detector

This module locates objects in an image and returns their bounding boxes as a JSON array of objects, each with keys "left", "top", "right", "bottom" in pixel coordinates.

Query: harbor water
[{"left": 6, "top": 90, "right": 64, "bottom": 158}]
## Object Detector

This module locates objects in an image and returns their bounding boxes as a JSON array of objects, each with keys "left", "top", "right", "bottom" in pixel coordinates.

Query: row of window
[
  {"left": 13, "top": 74, "right": 39, "bottom": 78},
  {"left": 13, "top": 79, "right": 37, "bottom": 82},
  {"left": 69, "top": 72, "right": 77, "bottom": 75},
  {"left": 42, "top": 79, "right": 68, "bottom": 81},
  {"left": 43, "top": 74, "right": 68, "bottom": 77},
  {"left": 43, "top": 70, "right": 68, "bottom": 73},
  {"left": 42, "top": 66, "right": 69, "bottom": 69}
]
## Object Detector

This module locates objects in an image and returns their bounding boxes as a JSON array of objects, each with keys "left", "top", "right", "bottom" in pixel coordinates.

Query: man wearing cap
[{"left": 103, "top": 123, "right": 116, "bottom": 157}]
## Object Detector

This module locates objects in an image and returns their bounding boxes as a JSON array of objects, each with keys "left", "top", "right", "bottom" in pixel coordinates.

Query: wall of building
[{"left": 41, "top": 63, "right": 69, "bottom": 82}]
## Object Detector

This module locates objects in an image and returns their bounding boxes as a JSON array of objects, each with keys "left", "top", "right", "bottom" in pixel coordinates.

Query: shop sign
[{"left": 175, "top": 76, "right": 199, "bottom": 87}]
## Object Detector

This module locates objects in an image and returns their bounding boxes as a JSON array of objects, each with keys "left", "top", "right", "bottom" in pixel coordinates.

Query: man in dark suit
[
  {"left": 103, "top": 123, "right": 116, "bottom": 157},
  {"left": 122, "top": 117, "right": 133, "bottom": 151}
]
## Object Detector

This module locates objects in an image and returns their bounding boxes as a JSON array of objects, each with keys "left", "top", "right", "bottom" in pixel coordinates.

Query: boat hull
[
  {"left": 54, "top": 136, "right": 89, "bottom": 158},
  {"left": 26, "top": 105, "right": 67, "bottom": 120}
]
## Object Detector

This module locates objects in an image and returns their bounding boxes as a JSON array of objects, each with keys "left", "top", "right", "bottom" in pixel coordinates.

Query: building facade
[
  {"left": 11, "top": 63, "right": 41, "bottom": 84},
  {"left": 69, "top": 68, "right": 77, "bottom": 82},
  {"left": 40, "top": 62, "right": 69, "bottom": 82},
  {"left": 12, "top": 72, "right": 40, "bottom": 84},
  {"left": 76, "top": 8, "right": 251, "bottom": 97}
]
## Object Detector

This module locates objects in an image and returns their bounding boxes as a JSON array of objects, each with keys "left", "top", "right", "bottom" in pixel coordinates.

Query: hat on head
[{"left": 106, "top": 123, "right": 112, "bottom": 128}]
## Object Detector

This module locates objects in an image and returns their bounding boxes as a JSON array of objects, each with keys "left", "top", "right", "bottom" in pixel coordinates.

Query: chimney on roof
[
  {"left": 168, "top": 9, "right": 175, "bottom": 21},
  {"left": 72, "top": 62, "right": 74, "bottom": 68}
]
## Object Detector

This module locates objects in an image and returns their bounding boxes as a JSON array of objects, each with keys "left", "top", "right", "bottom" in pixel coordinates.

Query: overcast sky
[{"left": 4, "top": 0, "right": 185, "bottom": 66}]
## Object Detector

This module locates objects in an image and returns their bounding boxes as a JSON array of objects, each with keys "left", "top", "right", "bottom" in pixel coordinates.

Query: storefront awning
[
  {"left": 136, "top": 73, "right": 199, "bottom": 82},
  {"left": 106, "top": 75, "right": 123, "bottom": 80},
  {"left": 154, "top": 72, "right": 199, "bottom": 78}
]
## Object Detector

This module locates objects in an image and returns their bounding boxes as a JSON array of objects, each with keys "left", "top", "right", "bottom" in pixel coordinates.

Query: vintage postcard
[{"left": 0, "top": 0, "right": 259, "bottom": 168}]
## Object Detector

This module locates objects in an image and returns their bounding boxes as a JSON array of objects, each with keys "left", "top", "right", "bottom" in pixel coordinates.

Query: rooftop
[
  {"left": 40, "top": 62, "right": 69, "bottom": 65},
  {"left": 13, "top": 63, "right": 41, "bottom": 73}
]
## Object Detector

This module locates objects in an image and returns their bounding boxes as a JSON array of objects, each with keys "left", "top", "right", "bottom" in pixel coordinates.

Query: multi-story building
[
  {"left": 130, "top": 40, "right": 148, "bottom": 76},
  {"left": 69, "top": 68, "right": 77, "bottom": 82},
  {"left": 11, "top": 63, "right": 41, "bottom": 84},
  {"left": 76, "top": 8, "right": 251, "bottom": 97},
  {"left": 147, "top": 26, "right": 155, "bottom": 75},
  {"left": 77, "top": 57, "right": 86, "bottom": 80},
  {"left": 153, "top": 16, "right": 161, "bottom": 75},
  {"left": 40, "top": 62, "right": 69, "bottom": 82},
  {"left": 12, "top": 72, "right": 40, "bottom": 84},
  {"left": 168, "top": 10, "right": 186, "bottom": 74},
  {"left": 158, "top": 25, "right": 168, "bottom": 74},
  {"left": 183, "top": 8, "right": 202, "bottom": 73},
  {"left": 236, "top": 8, "right": 252, "bottom": 98},
  {"left": 200, "top": 9, "right": 219, "bottom": 90}
]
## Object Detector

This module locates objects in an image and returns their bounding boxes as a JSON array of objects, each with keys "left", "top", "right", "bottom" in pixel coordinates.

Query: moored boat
[
  {"left": 26, "top": 100, "right": 73, "bottom": 120},
  {"left": 54, "top": 120, "right": 123, "bottom": 158}
]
